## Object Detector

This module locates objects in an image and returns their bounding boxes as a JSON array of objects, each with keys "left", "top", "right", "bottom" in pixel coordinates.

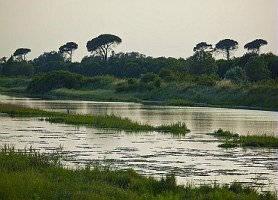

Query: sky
[{"left": 0, "top": 0, "right": 277, "bottom": 61}]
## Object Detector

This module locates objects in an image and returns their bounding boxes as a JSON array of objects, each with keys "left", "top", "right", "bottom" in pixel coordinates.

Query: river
[{"left": 0, "top": 94, "right": 277, "bottom": 191}]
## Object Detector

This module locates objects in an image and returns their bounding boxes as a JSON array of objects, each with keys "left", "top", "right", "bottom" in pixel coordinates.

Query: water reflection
[
  {"left": 0, "top": 94, "right": 278, "bottom": 191},
  {"left": 0, "top": 94, "right": 277, "bottom": 135}
]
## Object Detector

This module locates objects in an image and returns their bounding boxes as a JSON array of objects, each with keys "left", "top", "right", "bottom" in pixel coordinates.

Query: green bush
[
  {"left": 0, "top": 62, "right": 35, "bottom": 77},
  {"left": 27, "top": 70, "right": 89, "bottom": 94},
  {"left": 225, "top": 66, "right": 247, "bottom": 83},
  {"left": 140, "top": 73, "right": 162, "bottom": 90},
  {"left": 116, "top": 78, "right": 139, "bottom": 92},
  {"left": 245, "top": 57, "right": 271, "bottom": 81},
  {"left": 195, "top": 75, "right": 218, "bottom": 86}
]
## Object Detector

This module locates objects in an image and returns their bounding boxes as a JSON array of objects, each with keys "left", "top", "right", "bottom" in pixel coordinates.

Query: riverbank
[
  {"left": 0, "top": 103, "right": 189, "bottom": 135},
  {"left": 0, "top": 76, "right": 277, "bottom": 111},
  {"left": 0, "top": 147, "right": 276, "bottom": 200}
]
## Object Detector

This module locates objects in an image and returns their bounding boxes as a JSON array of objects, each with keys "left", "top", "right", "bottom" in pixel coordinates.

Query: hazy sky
[{"left": 0, "top": 0, "right": 277, "bottom": 61}]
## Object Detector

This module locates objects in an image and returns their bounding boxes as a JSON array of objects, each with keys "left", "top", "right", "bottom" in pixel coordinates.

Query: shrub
[
  {"left": 115, "top": 78, "right": 139, "bottom": 92},
  {"left": 0, "top": 62, "right": 35, "bottom": 76},
  {"left": 27, "top": 70, "right": 88, "bottom": 94},
  {"left": 139, "top": 73, "right": 162, "bottom": 90},
  {"left": 245, "top": 57, "right": 271, "bottom": 82},
  {"left": 225, "top": 66, "right": 247, "bottom": 83},
  {"left": 195, "top": 75, "right": 218, "bottom": 86}
]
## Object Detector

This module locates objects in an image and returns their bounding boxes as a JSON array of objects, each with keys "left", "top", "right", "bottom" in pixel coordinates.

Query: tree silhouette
[
  {"left": 193, "top": 42, "right": 213, "bottom": 60},
  {"left": 215, "top": 39, "right": 238, "bottom": 60},
  {"left": 13, "top": 48, "right": 31, "bottom": 61},
  {"left": 244, "top": 39, "right": 268, "bottom": 54},
  {"left": 0, "top": 57, "right": 7, "bottom": 64},
  {"left": 86, "top": 34, "right": 122, "bottom": 61},
  {"left": 193, "top": 42, "right": 213, "bottom": 52},
  {"left": 59, "top": 42, "right": 78, "bottom": 62}
]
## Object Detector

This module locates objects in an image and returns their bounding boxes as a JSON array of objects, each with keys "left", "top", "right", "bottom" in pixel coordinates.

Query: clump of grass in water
[
  {"left": 0, "top": 103, "right": 189, "bottom": 135},
  {"left": 238, "top": 135, "right": 278, "bottom": 148},
  {"left": 211, "top": 129, "right": 278, "bottom": 148},
  {"left": 0, "top": 146, "right": 276, "bottom": 200},
  {"left": 209, "top": 129, "right": 239, "bottom": 138}
]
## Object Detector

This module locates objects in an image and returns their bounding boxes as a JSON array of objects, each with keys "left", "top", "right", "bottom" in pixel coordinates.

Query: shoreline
[{"left": 1, "top": 90, "right": 277, "bottom": 112}]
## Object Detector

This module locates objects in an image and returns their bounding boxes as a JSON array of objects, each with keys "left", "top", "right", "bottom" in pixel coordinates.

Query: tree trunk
[{"left": 226, "top": 49, "right": 230, "bottom": 60}]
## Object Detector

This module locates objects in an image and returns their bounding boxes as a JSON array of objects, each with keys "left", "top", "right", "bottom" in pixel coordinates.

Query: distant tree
[
  {"left": 13, "top": 48, "right": 31, "bottom": 61},
  {"left": 193, "top": 42, "right": 213, "bottom": 60},
  {"left": 225, "top": 66, "right": 246, "bottom": 83},
  {"left": 215, "top": 39, "right": 238, "bottom": 60},
  {"left": 244, "top": 39, "right": 268, "bottom": 54},
  {"left": 0, "top": 57, "right": 7, "bottom": 64},
  {"left": 33, "top": 51, "right": 66, "bottom": 72},
  {"left": 59, "top": 42, "right": 78, "bottom": 62},
  {"left": 245, "top": 57, "right": 270, "bottom": 81},
  {"left": 86, "top": 34, "right": 122, "bottom": 61},
  {"left": 193, "top": 42, "right": 213, "bottom": 51},
  {"left": 261, "top": 53, "right": 278, "bottom": 79},
  {"left": 140, "top": 72, "right": 161, "bottom": 90},
  {"left": 187, "top": 51, "right": 217, "bottom": 75}
]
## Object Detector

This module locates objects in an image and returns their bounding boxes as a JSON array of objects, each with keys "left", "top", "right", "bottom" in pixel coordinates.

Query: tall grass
[
  {"left": 0, "top": 103, "right": 189, "bottom": 135},
  {"left": 0, "top": 147, "right": 276, "bottom": 200}
]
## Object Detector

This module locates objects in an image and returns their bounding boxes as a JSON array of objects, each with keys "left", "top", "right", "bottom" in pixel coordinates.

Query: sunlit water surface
[{"left": 0, "top": 94, "right": 277, "bottom": 191}]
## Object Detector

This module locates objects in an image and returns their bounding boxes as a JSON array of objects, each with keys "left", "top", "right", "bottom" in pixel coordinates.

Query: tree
[
  {"left": 86, "top": 34, "right": 122, "bottom": 61},
  {"left": 244, "top": 39, "right": 268, "bottom": 54},
  {"left": 193, "top": 42, "right": 213, "bottom": 52},
  {"left": 245, "top": 57, "right": 270, "bottom": 81},
  {"left": 33, "top": 51, "right": 66, "bottom": 72},
  {"left": 13, "top": 48, "right": 31, "bottom": 61},
  {"left": 225, "top": 66, "right": 246, "bottom": 83},
  {"left": 193, "top": 42, "right": 213, "bottom": 61},
  {"left": 0, "top": 57, "right": 7, "bottom": 64},
  {"left": 215, "top": 39, "right": 238, "bottom": 60},
  {"left": 59, "top": 42, "right": 78, "bottom": 62},
  {"left": 187, "top": 51, "right": 217, "bottom": 75}
]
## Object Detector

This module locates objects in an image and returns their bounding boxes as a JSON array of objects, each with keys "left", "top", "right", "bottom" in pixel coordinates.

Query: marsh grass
[
  {"left": 211, "top": 129, "right": 278, "bottom": 148},
  {"left": 0, "top": 103, "right": 189, "bottom": 135},
  {"left": 0, "top": 147, "right": 276, "bottom": 200},
  {"left": 209, "top": 129, "right": 239, "bottom": 138}
]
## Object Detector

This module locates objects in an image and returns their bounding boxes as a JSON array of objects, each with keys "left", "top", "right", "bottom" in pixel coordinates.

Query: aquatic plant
[
  {"left": 0, "top": 147, "right": 276, "bottom": 200},
  {"left": 212, "top": 129, "right": 278, "bottom": 148},
  {"left": 0, "top": 103, "right": 189, "bottom": 135},
  {"left": 209, "top": 129, "right": 239, "bottom": 138}
]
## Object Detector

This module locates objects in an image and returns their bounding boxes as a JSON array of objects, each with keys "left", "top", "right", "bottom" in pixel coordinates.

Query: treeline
[{"left": 0, "top": 34, "right": 277, "bottom": 84}]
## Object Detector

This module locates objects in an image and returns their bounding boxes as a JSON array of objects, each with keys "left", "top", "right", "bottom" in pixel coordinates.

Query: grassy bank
[
  {"left": 0, "top": 147, "right": 276, "bottom": 200},
  {"left": 211, "top": 129, "right": 278, "bottom": 148},
  {"left": 0, "top": 103, "right": 189, "bottom": 135},
  {"left": 0, "top": 76, "right": 277, "bottom": 111}
]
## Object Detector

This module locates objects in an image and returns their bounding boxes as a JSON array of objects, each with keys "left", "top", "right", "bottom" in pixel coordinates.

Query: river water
[{"left": 0, "top": 94, "right": 277, "bottom": 191}]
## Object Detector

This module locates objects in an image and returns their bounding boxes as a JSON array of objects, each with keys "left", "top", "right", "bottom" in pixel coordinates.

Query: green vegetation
[
  {"left": 0, "top": 103, "right": 189, "bottom": 135},
  {"left": 0, "top": 147, "right": 276, "bottom": 200},
  {"left": 0, "top": 76, "right": 30, "bottom": 94},
  {"left": 210, "top": 129, "right": 239, "bottom": 138},
  {"left": 211, "top": 129, "right": 278, "bottom": 148},
  {"left": 1, "top": 36, "right": 277, "bottom": 110}
]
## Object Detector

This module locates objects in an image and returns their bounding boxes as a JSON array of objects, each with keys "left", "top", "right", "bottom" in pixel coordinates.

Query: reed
[
  {"left": 0, "top": 103, "right": 189, "bottom": 135},
  {"left": 212, "top": 129, "right": 278, "bottom": 148}
]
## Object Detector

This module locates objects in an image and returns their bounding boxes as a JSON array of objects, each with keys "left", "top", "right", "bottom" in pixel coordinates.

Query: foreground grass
[
  {"left": 211, "top": 129, "right": 278, "bottom": 148},
  {"left": 0, "top": 147, "right": 276, "bottom": 200},
  {"left": 0, "top": 103, "right": 189, "bottom": 134}
]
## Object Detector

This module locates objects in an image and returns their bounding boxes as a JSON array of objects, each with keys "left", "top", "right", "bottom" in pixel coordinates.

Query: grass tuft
[
  {"left": 211, "top": 129, "right": 278, "bottom": 148},
  {"left": 0, "top": 103, "right": 189, "bottom": 135}
]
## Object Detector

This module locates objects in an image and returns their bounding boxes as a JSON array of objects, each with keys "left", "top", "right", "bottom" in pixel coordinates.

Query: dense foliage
[{"left": 0, "top": 37, "right": 277, "bottom": 109}]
